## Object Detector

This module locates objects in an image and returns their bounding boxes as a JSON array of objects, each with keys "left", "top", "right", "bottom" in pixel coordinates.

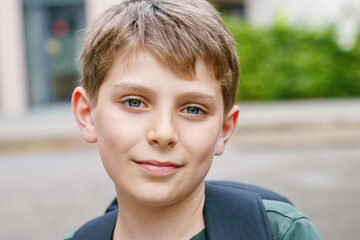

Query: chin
[
  {"left": 135, "top": 181, "right": 204, "bottom": 208},
  {"left": 134, "top": 183, "right": 184, "bottom": 206}
]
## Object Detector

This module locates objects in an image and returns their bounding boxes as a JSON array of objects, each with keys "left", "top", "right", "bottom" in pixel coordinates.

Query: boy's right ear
[{"left": 72, "top": 86, "right": 97, "bottom": 143}]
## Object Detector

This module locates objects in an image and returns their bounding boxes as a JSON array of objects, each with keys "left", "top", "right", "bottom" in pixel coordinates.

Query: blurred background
[{"left": 0, "top": 0, "right": 359, "bottom": 239}]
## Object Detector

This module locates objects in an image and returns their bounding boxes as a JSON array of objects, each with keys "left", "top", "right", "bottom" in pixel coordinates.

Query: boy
[{"left": 68, "top": 0, "right": 320, "bottom": 239}]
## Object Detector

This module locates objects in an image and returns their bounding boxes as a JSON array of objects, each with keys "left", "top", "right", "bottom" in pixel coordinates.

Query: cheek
[
  {"left": 95, "top": 112, "right": 146, "bottom": 182},
  {"left": 97, "top": 121, "right": 127, "bottom": 152},
  {"left": 98, "top": 105, "right": 140, "bottom": 136},
  {"left": 95, "top": 110, "right": 144, "bottom": 161},
  {"left": 181, "top": 119, "right": 222, "bottom": 161}
]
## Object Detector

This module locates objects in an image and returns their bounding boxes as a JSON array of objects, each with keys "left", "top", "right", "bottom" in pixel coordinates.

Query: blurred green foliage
[{"left": 223, "top": 17, "right": 360, "bottom": 101}]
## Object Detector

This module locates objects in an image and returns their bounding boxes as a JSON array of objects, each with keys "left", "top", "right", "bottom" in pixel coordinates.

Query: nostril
[
  {"left": 146, "top": 124, "right": 178, "bottom": 148},
  {"left": 150, "top": 137, "right": 177, "bottom": 148}
]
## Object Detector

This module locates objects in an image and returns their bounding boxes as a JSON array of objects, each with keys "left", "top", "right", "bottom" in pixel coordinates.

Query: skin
[{"left": 72, "top": 50, "right": 239, "bottom": 240}]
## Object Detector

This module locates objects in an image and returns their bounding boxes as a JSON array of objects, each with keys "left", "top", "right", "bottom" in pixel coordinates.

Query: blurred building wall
[
  {"left": 85, "top": 0, "right": 121, "bottom": 23},
  {"left": 0, "top": 0, "right": 28, "bottom": 117},
  {"left": 0, "top": 0, "right": 359, "bottom": 118}
]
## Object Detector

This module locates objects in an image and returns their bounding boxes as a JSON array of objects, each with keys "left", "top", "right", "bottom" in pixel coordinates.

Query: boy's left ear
[{"left": 215, "top": 105, "right": 239, "bottom": 156}]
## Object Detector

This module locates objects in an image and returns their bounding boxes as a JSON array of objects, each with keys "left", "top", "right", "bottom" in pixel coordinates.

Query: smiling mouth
[{"left": 133, "top": 160, "right": 181, "bottom": 177}]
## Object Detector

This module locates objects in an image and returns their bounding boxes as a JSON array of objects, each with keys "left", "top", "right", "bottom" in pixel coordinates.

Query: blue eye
[
  {"left": 186, "top": 106, "right": 202, "bottom": 115},
  {"left": 128, "top": 99, "right": 141, "bottom": 107},
  {"left": 123, "top": 99, "right": 144, "bottom": 108}
]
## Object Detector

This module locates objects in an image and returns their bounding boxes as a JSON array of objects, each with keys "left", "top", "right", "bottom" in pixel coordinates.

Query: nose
[{"left": 147, "top": 109, "right": 178, "bottom": 149}]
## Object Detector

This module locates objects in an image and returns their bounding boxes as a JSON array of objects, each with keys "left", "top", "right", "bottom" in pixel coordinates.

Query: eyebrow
[
  {"left": 112, "top": 82, "right": 218, "bottom": 102},
  {"left": 177, "top": 91, "right": 218, "bottom": 103},
  {"left": 112, "top": 82, "right": 156, "bottom": 96}
]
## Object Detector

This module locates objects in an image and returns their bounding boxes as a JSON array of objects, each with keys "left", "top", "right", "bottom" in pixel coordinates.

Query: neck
[{"left": 113, "top": 182, "right": 206, "bottom": 240}]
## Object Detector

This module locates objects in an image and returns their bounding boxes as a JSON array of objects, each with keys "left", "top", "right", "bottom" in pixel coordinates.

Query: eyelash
[
  {"left": 121, "top": 98, "right": 208, "bottom": 116},
  {"left": 181, "top": 105, "right": 207, "bottom": 116},
  {"left": 122, "top": 97, "right": 147, "bottom": 109}
]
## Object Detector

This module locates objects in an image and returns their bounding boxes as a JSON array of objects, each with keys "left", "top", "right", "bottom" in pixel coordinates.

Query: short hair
[{"left": 79, "top": 0, "right": 239, "bottom": 114}]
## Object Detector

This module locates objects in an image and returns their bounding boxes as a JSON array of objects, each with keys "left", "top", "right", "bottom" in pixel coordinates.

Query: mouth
[{"left": 133, "top": 160, "right": 181, "bottom": 177}]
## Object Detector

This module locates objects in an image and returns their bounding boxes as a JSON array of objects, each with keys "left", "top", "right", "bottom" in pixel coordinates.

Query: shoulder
[
  {"left": 263, "top": 200, "right": 321, "bottom": 240},
  {"left": 205, "top": 181, "right": 320, "bottom": 239}
]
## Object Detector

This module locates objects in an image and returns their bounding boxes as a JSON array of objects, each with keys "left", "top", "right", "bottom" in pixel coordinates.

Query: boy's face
[{"left": 73, "top": 51, "right": 238, "bottom": 207}]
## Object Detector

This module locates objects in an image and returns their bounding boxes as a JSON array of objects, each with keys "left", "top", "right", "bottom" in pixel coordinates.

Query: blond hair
[{"left": 79, "top": 0, "right": 239, "bottom": 113}]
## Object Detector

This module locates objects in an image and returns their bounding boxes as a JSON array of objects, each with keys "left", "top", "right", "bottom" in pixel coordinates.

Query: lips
[{"left": 133, "top": 160, "right": 181, "bottom": 177}]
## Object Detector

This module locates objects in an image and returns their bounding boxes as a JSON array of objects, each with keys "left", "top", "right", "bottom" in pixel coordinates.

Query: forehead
[
  {"left": 100, "top": 50, "right": 222, "bottom": 102},
  {"left": 110, "top": 48, "right": 216, "bottom": 80},
  {"left": 105, "top": 49, "right": 218, "bottom": 87}
]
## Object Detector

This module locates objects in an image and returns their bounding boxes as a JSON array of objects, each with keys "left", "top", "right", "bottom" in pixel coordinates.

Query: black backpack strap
[
  {"left": 72, "top": 209, "right": 117, "bottom": 240},
  {"left": 203, "top": 181, "right": 274, "bottom": 240},
  {"left": 206, "top": 181, "right": 292, "bottom": 204}
]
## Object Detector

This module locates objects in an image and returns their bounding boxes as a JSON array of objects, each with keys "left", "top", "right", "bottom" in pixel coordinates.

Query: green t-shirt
[
  {"left": 263, "top": 200, "right": 320, "bottom": 240},
  {"left": 190, "top": 228, "right": 206, "bottom": 240}
]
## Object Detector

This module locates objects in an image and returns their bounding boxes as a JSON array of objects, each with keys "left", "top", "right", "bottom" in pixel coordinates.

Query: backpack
[{"left": 73, "top": 181, "right": 292, "bottom": 240}]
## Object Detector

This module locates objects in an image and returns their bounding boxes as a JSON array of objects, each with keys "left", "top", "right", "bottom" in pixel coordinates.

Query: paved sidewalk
[
  {"left": 0, "top": 102, "right": 79, "bottom": 142},
  {"left": 236, "top": 98, "right": 360, "bottom": 130}
]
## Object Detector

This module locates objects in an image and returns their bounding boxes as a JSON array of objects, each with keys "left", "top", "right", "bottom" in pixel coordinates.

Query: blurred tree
[{"left": 223, "top": 16, "right": 360, "bottom": 101}]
